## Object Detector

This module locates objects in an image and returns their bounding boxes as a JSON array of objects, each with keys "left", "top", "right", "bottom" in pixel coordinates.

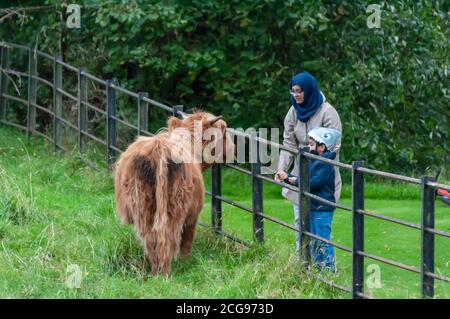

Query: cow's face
[{"left": 167, "top": 112, "right": 235, "bottom": 169}]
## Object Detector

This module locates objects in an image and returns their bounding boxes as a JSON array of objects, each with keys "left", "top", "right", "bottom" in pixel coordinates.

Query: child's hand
[{"left": 288, "top": 177, "right": 298, "bottom": 185}]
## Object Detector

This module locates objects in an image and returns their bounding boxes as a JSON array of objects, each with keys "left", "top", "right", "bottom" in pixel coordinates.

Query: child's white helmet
[{"left": 308, "top": 127, "right": 342, "bottom": 151}]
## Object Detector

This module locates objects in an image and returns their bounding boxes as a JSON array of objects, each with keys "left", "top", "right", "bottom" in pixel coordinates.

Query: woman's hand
[{"left": 275, "top": 169, "right": 288, "bottom": 182}]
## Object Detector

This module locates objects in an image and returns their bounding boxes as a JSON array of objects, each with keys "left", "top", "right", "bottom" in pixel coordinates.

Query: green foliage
[{"left": 0, "top": 0, "right": 448, "bottom": 174}]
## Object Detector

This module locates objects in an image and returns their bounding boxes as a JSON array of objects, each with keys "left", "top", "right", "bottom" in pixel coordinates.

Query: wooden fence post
[
  {"left": 352, "top": 160, "right": 365, "bottom": 298},
  {"left": 137, "top": 92, "right": 148, "bottom": 135},
  {"left": 106, "top": 79, "right": 116, "bottom": 169},
  {"left": 298, "top": 146, "right": 311, "bottom": 266},
  {"left": 78, "top": 67, "right": 88, "bottom": 152},
  {"left": 172, "top": 104, "right": 184, "bottom": 117},
  {"left": 27, "top": 46, "right": 37, "bottom": 138},
  {"left": 421, "top": 176, "right": 435, "bottom": 298},
  {"left": 0, "top": 43, "right": 10, "bottom": 122},
  {"left": 53, "top": 56, "right": 62, "bottom": 151},
  {"left": 251, "top": 131, "right": 264, "bottom": 243},
  {"left": 211, "top": 163, "right": 222, "bottom": 234}
]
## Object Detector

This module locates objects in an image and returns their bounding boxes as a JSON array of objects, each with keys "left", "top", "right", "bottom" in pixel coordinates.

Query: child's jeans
[{"left": 293, "top": 204, "right": 336, "bottom": 272}]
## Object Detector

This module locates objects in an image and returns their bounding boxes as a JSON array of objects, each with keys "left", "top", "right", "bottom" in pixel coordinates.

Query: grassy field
[{"left": 0, "top": 125, "right": 449, "bottom": 298}]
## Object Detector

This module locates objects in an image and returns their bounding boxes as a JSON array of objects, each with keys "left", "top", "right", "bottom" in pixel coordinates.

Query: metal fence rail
[{"left": 0, "top": 41, "right": 449, "bottom": 299}]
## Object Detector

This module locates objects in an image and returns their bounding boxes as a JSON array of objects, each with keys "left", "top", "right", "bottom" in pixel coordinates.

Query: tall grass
[
  {"left": 0, "top": 125, "right": 448, "bottom": 298},
  {"left": 0, "top": 158, "right": 37, "bottom": 225},
  {"left": 0, "top": 126, "right": 346, "bottom": 298}
]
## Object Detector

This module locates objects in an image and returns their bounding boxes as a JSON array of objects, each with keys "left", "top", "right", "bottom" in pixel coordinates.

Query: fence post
[
  {"left": 352, "top": 160, "right": 365, "bottom": 299},
  {"left": 27, "top": 46, "right": 37, "bottom": 138},
  {"left": 298, "top": 146, "right": 311, "bottom": 266},
  {"left": 106, "top": 79, "right": 116, "bottom": 169},
  {"left": 211, "top": 163, "right": 222, "bottom": 234},
  {"left": 172, "top": 104, "right": 184, "bottom": 117},
  {"left": 78, "top": 67, "right": 87, "bottom": 152},
  {"left": 421, "top": 176, "right": 435, "bottom": 298},
  {"left": 53, "top": 56, "right": 62, "bottom": 151},
  {"left": 137, "top": 92, "right": 148, "bottom": 135},
  {"left": 251, "top": 131, "right": 264, "bottom": 243},
  {"left": 0, "top": 43, "right": 10, "bottom": 122}
]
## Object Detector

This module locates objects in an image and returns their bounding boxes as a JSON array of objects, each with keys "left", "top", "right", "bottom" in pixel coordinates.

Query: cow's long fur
[{"left": 114, "top": 112, "right": 234, "bottom": 275}]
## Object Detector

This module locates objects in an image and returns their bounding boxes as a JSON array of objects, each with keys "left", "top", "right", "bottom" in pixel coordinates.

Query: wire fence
[{"left": 0, "top": 41, "right": 449, "bottom": 299}]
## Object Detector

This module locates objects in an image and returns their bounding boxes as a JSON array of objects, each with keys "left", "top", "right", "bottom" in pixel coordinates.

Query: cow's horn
[{"left": 208, "top": 115, "right": 222, "bottom": 125}]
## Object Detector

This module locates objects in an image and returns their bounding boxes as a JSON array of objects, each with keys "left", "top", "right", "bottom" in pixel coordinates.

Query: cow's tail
[{"left": 153, "top": 146, "right": 173, "bottom": 274}]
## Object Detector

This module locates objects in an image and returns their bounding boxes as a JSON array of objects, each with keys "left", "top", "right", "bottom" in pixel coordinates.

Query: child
[{"left": 285, "top": 127, "right": 342, "bottom": 272}]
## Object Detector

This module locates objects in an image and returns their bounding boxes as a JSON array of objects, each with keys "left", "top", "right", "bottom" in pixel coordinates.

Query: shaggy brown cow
[{"left": 114, "top": 111, "right": 234, "bottom": 276}]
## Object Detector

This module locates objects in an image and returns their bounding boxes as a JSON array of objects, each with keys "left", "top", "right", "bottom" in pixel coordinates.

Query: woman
[{"left": 275, "top": 71, "right": 342, "bottom": 255}]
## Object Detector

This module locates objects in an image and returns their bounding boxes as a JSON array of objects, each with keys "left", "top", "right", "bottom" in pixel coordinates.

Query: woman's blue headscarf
[{"left": 290, "top": 71, "right": 323, "bottom": 122}]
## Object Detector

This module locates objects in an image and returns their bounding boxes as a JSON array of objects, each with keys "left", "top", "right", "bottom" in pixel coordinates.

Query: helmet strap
[{"left": 313, "top": 143, "right": 327, "bottom": 155}]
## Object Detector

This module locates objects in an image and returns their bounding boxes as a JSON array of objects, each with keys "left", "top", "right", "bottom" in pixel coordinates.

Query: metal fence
[{"left": 1, "top": 41, "right": 449, "bottom": 299}]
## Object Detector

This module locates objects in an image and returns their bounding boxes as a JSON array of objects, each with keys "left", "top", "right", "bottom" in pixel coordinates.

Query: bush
[{"left": 0, "top": 0, "right": 448, "bottom": 175}]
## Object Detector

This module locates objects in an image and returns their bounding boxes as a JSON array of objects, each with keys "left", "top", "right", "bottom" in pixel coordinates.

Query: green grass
[
  {"left": 205, "top": 196, "right": 450, "bottom": 298},
  {"left": 0, "top": 124, "right": 449, "bottom": 298}
]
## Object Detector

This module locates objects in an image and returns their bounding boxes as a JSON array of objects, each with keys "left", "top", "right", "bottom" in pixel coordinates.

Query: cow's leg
[
  {"left": 155, "top": 216, "right": 183, "bottom": 277},
  {"left": 115, "top": 190, "right": 133, "bottom": 225},
  {"left": 119, "top": 204, "right": 133, "bottom": 225},
  {"left": 180, "top": 171, "right": 204, "bottom": 257},
  {"left": 157, "top": 234, "right": 178, "bottom": 276},
  {"left": 180, "top": 211, "right": 200, "bottom": 257},
  {"left": 158, "top": 232, "right": 176, "bottom": 276},
  {"left": 142, "top": 232, "right": 158, "bottom": 276},
  {"left": 180, "top": 223, "right": 196, "bottom": 257},
  {"left": 159, "top": 259, "right": 171, "bottom": 276}
]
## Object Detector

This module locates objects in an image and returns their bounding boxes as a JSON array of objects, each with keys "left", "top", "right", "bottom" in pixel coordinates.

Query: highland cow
[{"left": 114, "top": 111, "right": 234, "bottom": 276}]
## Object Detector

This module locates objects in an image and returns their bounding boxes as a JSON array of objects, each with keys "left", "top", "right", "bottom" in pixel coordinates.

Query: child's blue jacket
[{"left": 292, "top": 151, "right": 336, "bottom": 211}]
